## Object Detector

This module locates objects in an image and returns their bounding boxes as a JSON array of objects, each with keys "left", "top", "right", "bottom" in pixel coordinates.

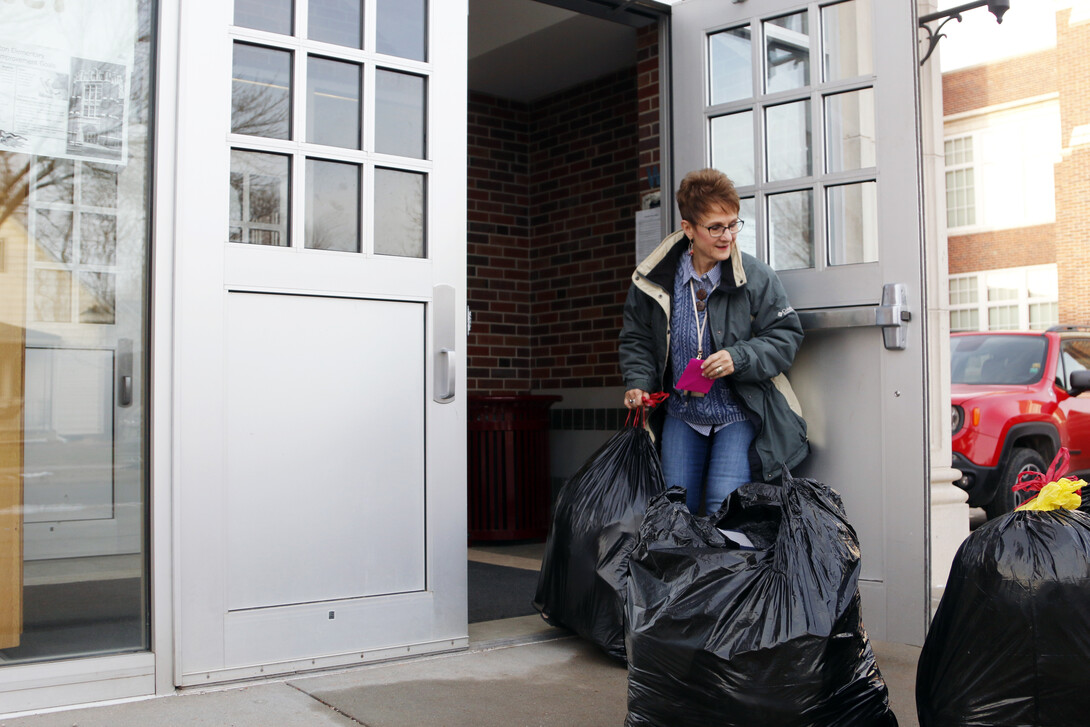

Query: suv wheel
[{"left": 984, "top": 447, "right": 1048, "bottom": 519}]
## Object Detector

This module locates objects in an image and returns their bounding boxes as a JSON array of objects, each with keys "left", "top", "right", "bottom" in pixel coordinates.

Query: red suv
[{"left": 951, "top": 327, "right": 1090, "bottom": 518}]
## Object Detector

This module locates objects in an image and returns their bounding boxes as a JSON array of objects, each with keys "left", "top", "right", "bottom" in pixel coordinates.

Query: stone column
[{"left": 918, "top": 0, "right": 971, "bottom": 609}]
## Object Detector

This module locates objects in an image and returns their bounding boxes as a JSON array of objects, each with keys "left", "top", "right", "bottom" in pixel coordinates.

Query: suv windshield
[{"left": 951, "top": 335, "right": 1048, "bottom": 385}]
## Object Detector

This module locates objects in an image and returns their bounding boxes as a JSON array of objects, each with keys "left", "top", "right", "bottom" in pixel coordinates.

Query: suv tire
[{"left": 984, "top": 447, "right": 1048, "bottom": 519}]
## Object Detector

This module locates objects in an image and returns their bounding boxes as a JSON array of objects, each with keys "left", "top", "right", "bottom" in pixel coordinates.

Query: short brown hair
[{"left": 675, "top": 168, "right": 739, "bottom": 223}]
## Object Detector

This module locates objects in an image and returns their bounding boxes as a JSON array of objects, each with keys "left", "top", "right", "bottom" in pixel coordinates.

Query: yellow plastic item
[{"left": 1016, "top": 477, "right": 1086, "bottom": 511}]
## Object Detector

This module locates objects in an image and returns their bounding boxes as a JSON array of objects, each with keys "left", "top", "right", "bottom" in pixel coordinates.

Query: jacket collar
[{"left": 633, "top": 229, "right": 748, "bottom": 292}]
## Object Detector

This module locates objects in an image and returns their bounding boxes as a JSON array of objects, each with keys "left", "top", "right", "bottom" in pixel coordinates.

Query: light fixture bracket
[{"left": 918, "top": 0, "right": 1010, "bottom": 66}]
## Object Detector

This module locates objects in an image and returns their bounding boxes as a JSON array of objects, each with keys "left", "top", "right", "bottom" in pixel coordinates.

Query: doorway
[{"left": 464, "top": 0, "right": 664, "bottom": 625}]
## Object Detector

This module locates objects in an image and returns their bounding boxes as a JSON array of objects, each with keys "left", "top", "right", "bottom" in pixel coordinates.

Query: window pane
[
  {"left": 78, "top": 272, "right": 116, "bottom": 324},
  {"left": 709, "top": 26, "right": 753, "bottom": 105},
  {"left": 1029, "top": 302, "right": 1058, "bottom": 330},
  {"left": 945, "top": 166, "right": 975, "bottom": 228},
  {"left": 80, "top": 213, "right": 118, "bottom": 265},
  {"left": 309, "top": 0, "right": 361, "bottom": 49},
  {"left": 827, "top": 182, "right": 877, "bottom": 266},
  {"left": 765, "top": 11, "right": 810, "bottom": 93},
  {"left": 229, "top": 150, "right": 291, "bottom": 246},
  {"left": 34, "top": 209, "right": 73, "bottom": 263},
  {"left": 2, "top": 0, "right": 154, "bottom": 666},
  {"left": 234, "top": 0, "right": 293, "bottom": 35},
  {"left": 374, "top": 168, "right": 425, "bottom": 258},
  {"left": 1026, "top": 265, "right": 1057, "bottom": 300},
  {"left": 988, "top": 305, "right": 1018, "bottom": 330},
  {"left": 825, "top": 88, "right": 875, "bottom": 172},
  {"left": 986, "top": 270, "right": 1019, "bottom": 301},
  {"left": 737, "top": 197, "right": 757, "bottom": 257},
  {"left": 950, "top": 309, "right": 979, "bottom": 333},
  {"left": 711, "top": 111, "right": 754, "bottom": 187},
  {"left": 307, "top": 57, "right": 361, "bottom": 149},
  {"left": 33, "top": 269, "right": 72, "bottom": 322},
  {"left": 305, "top": 159, "right": 360, "bottom": 252},
  {"left": 82, "top": 163, "right": 119, "bottom": 208},
  {"left": 765, "top": 100, "right": 811, "bottom": 181},
  {"left": 769, "top": 189, "right": 813, "bottom": 270},
  {"left": 377, "top": 0, "right": 426, "bottom": 61},
  {"left": 375, "top": 70, "right": 426, "bottom": 159},
  {"left": 232, "top": 43, "right": 292, "bottom": 139},
  {"left": 822, "top": 0, "right": 873, "bottom": 81},
  {"left": 36, "top": 158, "right": 75, "bottom": 204},
  {"left": 949, "top": 276, "right": 978, "bottom": 306}
]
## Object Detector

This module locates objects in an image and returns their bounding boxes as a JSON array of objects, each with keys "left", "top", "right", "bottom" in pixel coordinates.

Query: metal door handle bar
[
  {"left": 796, "top": 283, "right": 911, "bottom": 350},
  {"left": 437, "top": 348, "right": 456, "bottom": 401}
]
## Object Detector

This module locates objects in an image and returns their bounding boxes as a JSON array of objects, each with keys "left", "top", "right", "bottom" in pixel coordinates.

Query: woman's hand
[
  {"left": 701, "top": 350, "right": 735, "bottom": 379},
  {"left": 624, "top": 388, "right": 650, "bottom": 409}
]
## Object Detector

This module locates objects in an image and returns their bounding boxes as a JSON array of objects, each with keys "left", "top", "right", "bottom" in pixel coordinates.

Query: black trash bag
[
  {"left": 916, "top": 508, "right": 1090, "bottom": 727},
  {"left": 532, "top": 415, "right": 667, "bottom": 660},
  {"left": 625, "top": 474, "right": 898, "bottom": 727}
]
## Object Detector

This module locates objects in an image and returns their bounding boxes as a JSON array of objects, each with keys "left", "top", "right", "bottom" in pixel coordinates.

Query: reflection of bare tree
[
  {"left": 231, "top": 44, "right": 291, "bottom": 140},
  {"left": 231, "top": 79, "right": 291, "bottom": 139},
  {"left": 0, "top": 155, "right": 80, "bottom": 232}
]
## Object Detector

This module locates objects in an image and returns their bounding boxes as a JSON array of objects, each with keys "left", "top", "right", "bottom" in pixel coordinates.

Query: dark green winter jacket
[{"left": 618, "top": 230, "right": 809, "bottom": 482}]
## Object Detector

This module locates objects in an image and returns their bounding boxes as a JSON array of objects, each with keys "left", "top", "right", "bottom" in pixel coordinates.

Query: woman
[{"left": 619, "top": 168, "right": 808, "bottom": 513}]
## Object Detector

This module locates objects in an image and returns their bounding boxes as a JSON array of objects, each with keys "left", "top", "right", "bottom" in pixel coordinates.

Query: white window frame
[
  {"left": 942, "top": 95, "right": 1060, "bottom": 235},
  {"left": 949, "top": 264, "right": 1058, "bottom": 332},
  {"left": 944, "top": 134, "right": 975, "bottom": 229}
]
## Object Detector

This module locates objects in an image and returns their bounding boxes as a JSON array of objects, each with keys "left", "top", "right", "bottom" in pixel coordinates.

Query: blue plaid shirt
[{"left": 666, "top": 253, "right": 747, "bottom": 435}]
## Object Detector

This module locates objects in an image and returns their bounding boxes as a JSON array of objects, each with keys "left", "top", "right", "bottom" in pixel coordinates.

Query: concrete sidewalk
[{"left": 1, "top": 615, "right": 921, "bottom": 727}]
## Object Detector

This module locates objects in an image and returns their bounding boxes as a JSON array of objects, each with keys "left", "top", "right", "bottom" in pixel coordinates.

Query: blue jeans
[{"left": 661, "top": 414, "right": 756, "bottom": 514}]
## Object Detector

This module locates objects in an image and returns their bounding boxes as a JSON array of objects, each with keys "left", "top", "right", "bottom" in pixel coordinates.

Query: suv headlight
[{"left": 952, "top": 405, "right": 964, "bottom": 434}]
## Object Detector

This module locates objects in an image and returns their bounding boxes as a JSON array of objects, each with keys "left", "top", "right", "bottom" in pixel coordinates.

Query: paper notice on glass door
[
  {"left": 0, "top": 0, "right": 135, "bottom": 165},
  {"left": 0, "top": 44, "right": 129, "bottom": 164},
  {"left": 635, "top": 207, "right": 661, "bottom": 264}
]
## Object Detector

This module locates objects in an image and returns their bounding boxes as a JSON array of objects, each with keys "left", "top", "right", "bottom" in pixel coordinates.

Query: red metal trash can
[{"left": 467, "top": 395, "right": 561, "bottom": 542}]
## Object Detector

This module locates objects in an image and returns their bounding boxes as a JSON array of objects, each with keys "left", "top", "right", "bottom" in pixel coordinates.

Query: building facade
[
  {"left": 1, "top": 0, "right": 955, "bottom": 716},
  {"left": 944, "top": 4, "right": 1090, "bottom": 330}
]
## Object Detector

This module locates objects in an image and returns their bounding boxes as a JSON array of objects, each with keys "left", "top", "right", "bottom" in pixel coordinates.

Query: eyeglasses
[{"left": 700, "top": 220, "right": 745, "bottom": 238}]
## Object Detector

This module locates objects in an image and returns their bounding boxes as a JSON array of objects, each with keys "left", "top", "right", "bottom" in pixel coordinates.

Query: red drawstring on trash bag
[
  {"left": 625, "top": 392, "right": 669, "bottom": 428},
  {"left": 1012, "top": 447, "right": 1085, "bottom": 511}
]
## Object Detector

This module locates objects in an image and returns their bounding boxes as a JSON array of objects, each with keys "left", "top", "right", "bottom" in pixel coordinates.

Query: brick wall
[
  {"left": 947, "top": 225, "right": 1054, "bottom": 275},
  {"left": 637, "top": 23, "right": 661, "bottom": 197},
  {"left": 467, "top": 24, "right": 661, "bottom": 395},
  {"left": 1054, "top": 8, "right": 1090, "bottom": 324},
  {"left": 943, "top": 8, "right": 1090, "bottom": 325},
  {"left": 466, "top": 94, "right": 532, "bottom": 392},
  {"left": 942, "top": 49, "right": 1056, "bottom": 117},
  {"left": 529, "top": 69, "right": 639, "bottom": 390}
]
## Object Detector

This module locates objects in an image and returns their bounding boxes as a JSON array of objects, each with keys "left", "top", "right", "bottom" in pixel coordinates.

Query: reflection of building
[
  {"left": 67, "top": 60, "right": 125, "bottom": 158},
  {"left": 944, "top": 7, "right": 1090, "bottom": 330}
]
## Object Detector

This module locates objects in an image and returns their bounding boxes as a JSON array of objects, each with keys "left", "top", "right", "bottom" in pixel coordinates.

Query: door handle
[
  {"left": 796, "top": 283, "right": 911, "bottom": 351},
  {"left": 118, "top": 337, "right": 133, "bottom": 406},
  {"left": 437, "top": 348, "right": 455, "bottom": 401},
  {"left": 433, "top": 285, "right": 456, "bottom": 403}
]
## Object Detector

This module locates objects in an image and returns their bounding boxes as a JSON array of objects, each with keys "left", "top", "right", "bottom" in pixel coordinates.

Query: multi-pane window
[
  {"left": 948, "top": 275, "right": 979, "bottom": 332},
  {"left": 707, "top": 0, "right": 877, "bottom": 271},
  {"left": 944, "top": 136, "right": 975, "bottom": 228},
  {"left": 229, "top": 0, "right": 429, "bottom": 257},
  {"left": 29, "top": 160, "right": 120, "bottom": 324},
  {"left": 949, "top": 264, "right": 1058, "bottom": 332}
]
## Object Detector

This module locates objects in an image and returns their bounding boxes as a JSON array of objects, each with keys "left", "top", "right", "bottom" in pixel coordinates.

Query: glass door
[
  {"left": 0, "top": 0, "right": 154, "bottom": 665},
  {"left": 671, "top": 0, "right": 930, "bottom": 644}
]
